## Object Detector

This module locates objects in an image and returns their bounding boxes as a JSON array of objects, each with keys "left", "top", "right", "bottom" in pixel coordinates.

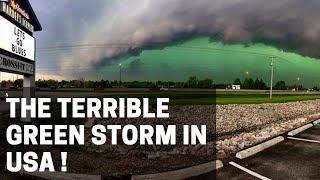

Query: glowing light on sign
[{"left": 10, "top": 0, "right": 30, "bottom": 20}]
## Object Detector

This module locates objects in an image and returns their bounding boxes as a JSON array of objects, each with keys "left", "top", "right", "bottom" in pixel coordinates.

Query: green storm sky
[{"left": 103, "top": 37, "right": 320, "bottom": 87}]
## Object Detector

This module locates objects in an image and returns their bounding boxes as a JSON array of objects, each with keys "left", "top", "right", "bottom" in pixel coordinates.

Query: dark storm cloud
[
  {"left": 32, "top": 0, "right": 320, "bottom": 75},
  {"left": 124, "top": 59, "right": 145, "bottom": 77}
]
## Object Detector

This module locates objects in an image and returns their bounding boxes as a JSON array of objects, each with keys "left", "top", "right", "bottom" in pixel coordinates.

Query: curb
[
  {"left": 288, "top": 124, "right": 313, "bottom": 136},
  {"left": 15, "top": 161, "right": 223, "bottom": 180},
  {"left": 236, "top": 136, "right": 284, "bottom": 159},
  {"left": 313, "top": 119, "right": 320, "bottom": 125},
  {"left": 132, "top": 160, "right": 223, "bottom": 180}
]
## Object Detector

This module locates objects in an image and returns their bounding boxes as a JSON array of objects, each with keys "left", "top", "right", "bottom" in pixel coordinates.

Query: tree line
[
  {"left": 0, "top": 76, "right": 313, "bottom": 90},
  {"left": 233, "top": 78, "right": 304, "bottom": 90}
]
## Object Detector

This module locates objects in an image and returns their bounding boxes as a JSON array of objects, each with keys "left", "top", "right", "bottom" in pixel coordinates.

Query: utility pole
[
  {"left": 119, "top": 63, "right": 122, "bottom": 87},
  {"left": 269, "top": 56, "right": 276, "bottom": 99}
]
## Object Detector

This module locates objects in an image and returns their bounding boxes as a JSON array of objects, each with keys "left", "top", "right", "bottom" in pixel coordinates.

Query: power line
[
  {"left": 36, "top": 43, "right": 294, "bottom": 63},
  {"left": 35, "top": 43, "right": 272, "bottom": 56}
]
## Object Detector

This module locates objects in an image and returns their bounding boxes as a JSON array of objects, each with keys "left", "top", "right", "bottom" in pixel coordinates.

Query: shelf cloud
[{"left": 33, "top": 0, "right": 320, "bottom": 75}]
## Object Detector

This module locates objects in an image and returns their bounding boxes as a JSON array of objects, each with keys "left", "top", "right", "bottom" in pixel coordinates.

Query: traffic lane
[
  {"left": 236, "top": 139, "right": 320, "bottom": 180},
  {"left": 294, "top": 125, "right": 320, "bottom": 141}
]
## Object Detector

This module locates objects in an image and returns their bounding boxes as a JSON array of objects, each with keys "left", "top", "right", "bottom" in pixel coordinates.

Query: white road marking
[
  {"left": 229, "top": 162, "right": 272, "bottom": 180},
  {"left": 287, "top": 137, "right": 320, "bottom": 144}
]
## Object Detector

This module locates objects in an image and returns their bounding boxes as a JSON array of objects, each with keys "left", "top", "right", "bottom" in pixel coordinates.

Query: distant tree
[
  {"left": 243, "top": 78, "right": 254, "bottom": 89},
  {"left": 233, "top": 78, "right": 242, "bottom": 86},
  {"left": 61, "top": 80, "right": 68, "bottom": 85},
  {"left": 254, "top": 78, "right": 260, "bottom": 89},
  {"left": 105, "top": 80, "right": 112, "bottom": 88},
  {"left": 0, "top": 80, "right": 4, "bottom": 88},
  {"left": 274, "top": 81, "right": 287, "bottom": 90},
  {"left": 14, "top": 79, "right": 23, "bottom": 88},
  {"left": 84, "top": 81, "right": 95, "bottom": 88},
  {"left": 35, "top": 79, "right": 58, "bottom": 88},
  {"left": 48, "top": 79, "right": 59, "bottom": 87},
  {"left": 111, "top": 80, "right": 120, "bottom": 87},
  {"left": 198, "top": 78, "right": 213, "bottom": 88},
  {"left": 187, "top": 76, "right": 198, "bottom": 88},
  {"left": 252, "top": 78, "right": 267, "bottom": 90},
  {"left": 76, "top": 78, "right": 85, "bottom": 88},
  {"left": 100, "top": 80, "right": 107, "bottom": 88},
  {"left": 59, "top": 80, "right": 70, "bottom": 87},
  {"left": 2, "top": 80, "right": 13, "bottom": 88},
  {"left": 174, "top": 82, "right": 185, "bottom": 88},
  {"left": 313, "top": 86, "right": 319, "bottom": 91},
  {"left": 259, "top": 79, "right": 267, "bottom": 90}
]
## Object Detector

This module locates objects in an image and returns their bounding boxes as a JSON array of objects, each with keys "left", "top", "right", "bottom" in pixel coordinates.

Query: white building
[{"left": 232, "top": 85, "right": 241, "bottom": 90}]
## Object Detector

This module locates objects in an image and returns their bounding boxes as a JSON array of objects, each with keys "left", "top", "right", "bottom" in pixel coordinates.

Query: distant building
[{"left": 232, "top": 85, "right": 241, "bottom": 90}]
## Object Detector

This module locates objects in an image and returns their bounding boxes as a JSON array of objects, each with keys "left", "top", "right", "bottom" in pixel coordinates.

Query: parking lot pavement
[
  {"left": 216, "top": 126, "right": 320, "bottom": 180},
  {"left": 216, "top": 163, "right": 259, "bottom": 180}
]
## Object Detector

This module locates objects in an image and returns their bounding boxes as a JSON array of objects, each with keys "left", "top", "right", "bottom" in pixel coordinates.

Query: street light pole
[
  {"left": 269, "top": 56, "right": 276, "bottom": 99},
  {"left": 296, "top": 76, "right": 301, "bottom": 90}
]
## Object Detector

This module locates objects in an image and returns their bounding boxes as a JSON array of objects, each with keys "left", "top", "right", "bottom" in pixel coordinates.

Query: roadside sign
[
  {"left": 0, "top": 53, "right": 34, "bottom": 75},
  {"left": 0, "top": 15, "right": 35, "bottom": 61}
]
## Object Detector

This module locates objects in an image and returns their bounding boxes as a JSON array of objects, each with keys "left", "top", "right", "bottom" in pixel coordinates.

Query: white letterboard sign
[{"left": 0, "top": 15, "right": 35, "bottom": 61}]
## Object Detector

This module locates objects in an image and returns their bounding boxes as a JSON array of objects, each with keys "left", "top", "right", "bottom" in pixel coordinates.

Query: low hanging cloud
[{"left": 34, "top": 0, "right": 320, "bottom": 75}]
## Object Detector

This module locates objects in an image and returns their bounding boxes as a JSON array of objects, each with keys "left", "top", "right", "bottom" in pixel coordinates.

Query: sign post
[
  {"left": 0, "top": 0, "right": 42, "bottom": 122},
  {"left": 22, "top": 74, "right": 35, "bottom": 122}
]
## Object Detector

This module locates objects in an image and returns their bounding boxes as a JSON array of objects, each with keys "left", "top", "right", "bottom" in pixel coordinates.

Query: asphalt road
[{"left": 216, "top": 125, "right": 320, "bottom": 180}]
